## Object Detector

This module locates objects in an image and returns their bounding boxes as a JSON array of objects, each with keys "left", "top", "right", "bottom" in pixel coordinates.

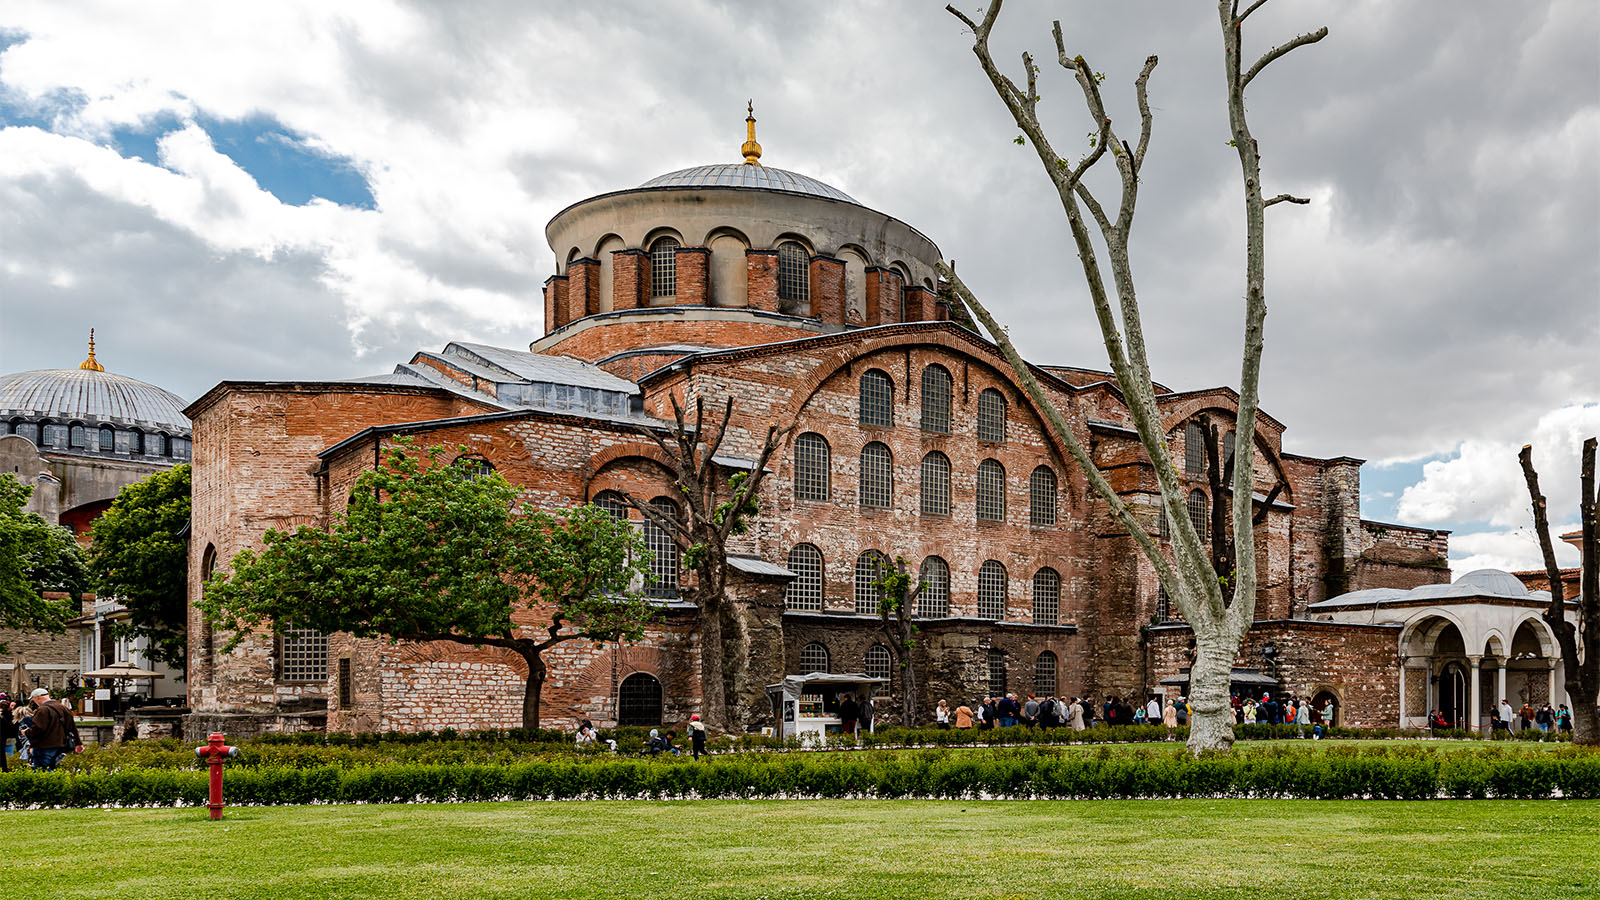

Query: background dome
[
  {"left": 0, "top": 368, "right": 191, "bottom": 433},
  {"left": 639, "top": 164, "right": 856, "bottom": 203},
  {"left": 1453, "top": 568, "right": 1529, "bottom": 598}
]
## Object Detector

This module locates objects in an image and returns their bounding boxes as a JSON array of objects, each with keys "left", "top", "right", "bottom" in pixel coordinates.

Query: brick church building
[{"left": 186, "top": 113, "right": 1561, "bottom": 737}]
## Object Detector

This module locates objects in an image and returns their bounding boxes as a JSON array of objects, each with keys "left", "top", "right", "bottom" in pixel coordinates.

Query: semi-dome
[
  {"left": 1453, "top": 568, "right": 1530, "bottom": 598},
  {"left": 0, "top": 363, "right": 190, "bottom": 434},
  {"left": 638, "top": 163, "right": 856, "bottom": 204}
]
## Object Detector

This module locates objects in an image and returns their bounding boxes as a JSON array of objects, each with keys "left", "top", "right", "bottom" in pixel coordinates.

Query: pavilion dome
[
  {"left": 638, "top": 163, "right": 856, "bottom": 204},
  {"left": 1452, "top": 568, "right": 1529, "bottom": 598},
  {"left": 0, "top": 366, "right": 190, "bottom": 433}
]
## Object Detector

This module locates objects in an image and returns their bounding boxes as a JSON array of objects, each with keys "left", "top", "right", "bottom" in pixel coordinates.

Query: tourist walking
[
  {"left": 954, "top": 702, "right": 974, "bottom": 729},
  {"left": 1535, "top": 704, "right": 1553, "bottom": 735},
  {"left": 1162, "top": 698, "right": 1177, "bottom": 740},
  {"left": 0, "top": 694, "right": 14, "bottom": 772},
  {"left": 1146, "top": 695, "right": 1161, "bottom": 725},
  {"left": 1295, "top": 696, "right": 1311, "bottom": 738},
  {"left": 23, "top": 688, "right": 81, "bottom": 771},
  {"left": 1556, "top": 704, "right": 1572, "bottom": 734},
  {"left": 839, "top": 694, "right": 860, "bottom": 736},
  {"left": 1498, "top": 699, "right": 1514, "bottom": 733},
  {"left": 858, "top": 695, "right": 874, "bottom": 735},
  {"left": 1068, "top": 697, "right": 1085, "bottom": 731},
  {"left": 1519, "top": 702, "right": 1535, "bottom": 732},
  {"left": 688, "top": 714, "right": 707, "bottom": 759}
]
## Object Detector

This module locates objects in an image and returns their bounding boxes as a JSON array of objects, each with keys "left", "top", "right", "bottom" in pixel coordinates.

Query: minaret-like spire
[
  {"left": 79, "top": 328, "right": 105, "bottom": 372},
  {"left": 741, "top": 100, "right": 762, "bottom": 166}
]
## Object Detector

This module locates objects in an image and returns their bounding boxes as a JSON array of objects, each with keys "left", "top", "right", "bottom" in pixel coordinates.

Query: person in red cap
[{"left": 688, "top": 714, "right": 707, "bottom": 760}]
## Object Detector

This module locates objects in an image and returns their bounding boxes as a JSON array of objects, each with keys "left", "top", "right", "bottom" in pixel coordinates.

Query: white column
[
  {"left": 1497, "top": 661, "right": 1507, "bottom": 709},
  {"left": 1468, "top": 656, "right": 1482, "bottom": 731},
  {"left": 1548, "top": 660, "right": 1559, "bottom": 708},
  {"left": 1398, "top": 660, "right": 1408, "bottom": 726}
]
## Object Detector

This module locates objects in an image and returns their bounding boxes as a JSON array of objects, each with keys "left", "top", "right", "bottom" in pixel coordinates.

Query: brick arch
[
  {"left": 394, "top": 638, "right": 527, "bottom": 675},
  {"left": 581, "top": 441, "right": 676, "bottom": 491},
  {"left": 1160, "top": 403, "right": 1291, "bottom": 501}
]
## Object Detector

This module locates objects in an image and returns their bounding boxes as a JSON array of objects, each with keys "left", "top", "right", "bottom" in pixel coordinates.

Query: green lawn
[{"left": 4, "top": 799, "right": 1597, "bottom": 899}]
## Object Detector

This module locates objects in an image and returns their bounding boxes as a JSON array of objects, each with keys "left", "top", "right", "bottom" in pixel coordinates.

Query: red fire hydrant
[{"left": 194, "top": 732, "right": 240, "bottom": 820}]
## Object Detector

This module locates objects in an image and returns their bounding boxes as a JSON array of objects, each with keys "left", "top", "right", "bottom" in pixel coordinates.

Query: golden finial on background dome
[
  {"left": 741, "top": 100, "right": 762, "bottom": 166},
  {"left": 79, "top": 328, "right": 105, "bottom": 372}
]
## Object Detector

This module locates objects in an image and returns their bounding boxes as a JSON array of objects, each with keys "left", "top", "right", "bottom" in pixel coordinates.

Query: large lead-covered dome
[
  {"left": 638, "top": 163, "right": 856, "bottom": 204},
  {"left": 0, "top": 367, "right": 190, "bottom": 433}
]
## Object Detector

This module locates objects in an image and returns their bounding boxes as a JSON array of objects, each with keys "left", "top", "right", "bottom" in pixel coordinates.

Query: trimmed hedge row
[{"left": 6, "top": 747, "right": 1598, "bottom": 807}]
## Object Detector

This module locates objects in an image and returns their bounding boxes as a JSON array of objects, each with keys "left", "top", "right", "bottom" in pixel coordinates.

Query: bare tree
[
  {"left": 1518, "top": 437, "right": 1598, "bottom": 746},
  {"left": 875, "top": 556, "right": 928, "bottom": 727},
  {"left": 1198, "top": 416, "right": 1284, "bottom": 604},
  {"left": 623, "top": 395, "right": 793, "bottom": 734},
  {"left": 941, "top": 1, "right": 1325, "bottom": 751}
]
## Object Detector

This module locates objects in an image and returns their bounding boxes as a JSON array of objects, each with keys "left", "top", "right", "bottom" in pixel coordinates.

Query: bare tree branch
[
  {"left": 1264, "top": 193, "right": 1310, "bottom": 207},
  {"left": 1242, "top": 27, "right": 1329, "bottom": 89},
  {"left": 1235, "top": 0, "right": 1271, "bottom": 26}
]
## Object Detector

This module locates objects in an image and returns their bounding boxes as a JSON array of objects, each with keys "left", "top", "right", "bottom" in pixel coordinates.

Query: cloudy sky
[{"left": 1, "top": 1, "right": 1595, "bottom": 573}]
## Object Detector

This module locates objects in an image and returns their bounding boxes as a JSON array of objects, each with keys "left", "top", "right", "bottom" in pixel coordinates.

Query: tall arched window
[
  {"left": 1028, "top": 466, "right": 1057, "bottom": 526},
  {"left": 920, "top": 451, "right": 951, "bottom": 515},
  {"left": 917, "top": 556, "right": 950, "bottom": 617},
  {"left": 976, "top": 459, "right": 1006, "bottom": 522},
  {"left": 785, "top": 543, "right": 824, "bottom": 611},
  {"left": 778, "top": 241, "right": 810, "bottom": 302},
  {"left": 98, "top": 426, "right": 114, "bottom": 452},
  {"left": 1185, "top": 421, "right": 1206, "bottom": 476},
  {"left": 977, "top": 388, "right": 1006, "bottom": 442},
  {"left": 987, "top": 648, "right": 1007, "bottom": 696},
  {"left": 865, "top": 644, "right": 892, "bottom": 682},
  {"left": 618, "top": 673, "right": 663, "bottom": 726},
  {"left": 794, "top": 433, "right": 830, "bottom": 501},
  {"left": 919, "top": 365, "right": 952, "bottom": 433},
  {"left": 798, "top": 642, "right": 830, "bottom": 674},
  {"left": 859, "top": 442, "right": 893, "bottom": 508},
  {"left": 1157, "top": 503, "right": 1170, "bottom": 539},
  {"left": 1157, "top": 584, "right": 1173, "bottom": 621},
  {"left": 977, "top": 560, "right": 1007, "bottom": 620},
  {"left": 69, "top": 424, "right": 86, "bottom": 449},
  {"left": 592, "top": 489, "right": 627, "bottom": 519},
  {"left": 146, "top": 432, "right": 166, "bottom": 456},
  {"left": 855, "top": 550, "right": 887, "bottom": 615},
  {"left": 1187, "top": 489, "right": 1210, "bottom": 541},
  {"left": 1223, "top": 429, "right": 1237, "bottom": 473},
  {"left": 1032, "top": 567, "right": 1060, "bottom": 625},
  {"left": 650, "top": 236, "right": 679, "bottom": 297},
  {"left": 645, "top": 498, "right": 679, "bottom": 598},
  {"left": 1035, "top": 651, "right": 1058, "bottom": 696},
  {"left": 859, "top": 369, "right": 894, "bottom": 426}
]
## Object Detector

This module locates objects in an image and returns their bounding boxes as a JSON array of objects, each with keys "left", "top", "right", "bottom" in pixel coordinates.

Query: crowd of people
[
  {"left": 0, "top": 688, "right": 84, "bottom": 771},
  {"left": 932, "top": 693, "right": 1192, "bottom": 739},
  {"left": 1429, "top": 700, "right": 1575, "bottom": 735}
]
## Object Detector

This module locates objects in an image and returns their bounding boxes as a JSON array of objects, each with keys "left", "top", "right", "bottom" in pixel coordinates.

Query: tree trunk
[
  {"left": 697, "top": 593, "right": 729, "bottom": 733},
  {"left": 901, "top": 657, "right": 919, "bottom": 728},
  {"left": 1567, "top": 672, "right": 1599, "bottom": 747},
  {"left": 1186, "top": 631, "right": 1237, "bottom": 753},
  {"left": 521, "top": 649, "right": 546, "bottom": 731}
]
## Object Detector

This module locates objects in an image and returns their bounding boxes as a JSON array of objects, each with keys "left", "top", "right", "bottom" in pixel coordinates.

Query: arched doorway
[
  {"left": 617, "top": 672, "right": 662, "bottom": 727},
  {"left": 1310, "top": 690, "right": 1338, "bottom": 726},
  {"left": 1438, "top": 662, "right": 1467, "bottom": 727}
]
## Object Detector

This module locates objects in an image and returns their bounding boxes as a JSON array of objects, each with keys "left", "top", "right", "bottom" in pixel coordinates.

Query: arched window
[
  {"left": 1223, "top": 429, "right": 1237, "bottom": 472},
  {"left": 798, "top": 642, "right": 830, "bottom": 674},
  {"left": 41, "top": 420, "right": 67, "bottom": 449},
  {"left": 618, "top": 673, "right": 663, "bottom": 726},
  {"left": 146, "top": 432, "right": 166, "bottom": 456},
  {"left": 650, "top": 236, "right": 679, "bottom": 298},
  {"left": 859, "top": 369, "right": 894, "bottom": 427},
  {"left": 1185, "top": 421, "right": 1206, "bottom": 476},
  {"left": 69, "top": 424, "right": 86, "bottom": 449},
  {"left": 919, "top": 365, "right": 952, "bottom": 433},
  {"left": 978, "top": 560, "right": 1007, "bottom": 620},
  {"left": 785, "top": 544, "right": 824, "bottom": 611},
  {"left": 1035, "top": 651, "right": 1058, "bottom": 696},
  {"left": 976, "top": 459, "right": 1006, "bottom": 522},
  {"left": 453, "top": 456, "right": 495, "bottom": 481},
  {"left": 859, "top": 442, "right": 893, "bottom": 508},
  {"left": 1187, "top": 489, "right": 1210, "bottom": 541},
  {"left": 917, "top": 556, "right": 950, "bottom": 617},
  {"left": 12, "top": 420, "right": 38, "bottom": 445},
  {"left": 865, "top": 644, "right": 893, "bottom": 682},
  {"left": 920, "top": 451, "right": 951, "bottom": 515},
  {"left": 855, "top": 550, "right": 887, "bottom": 615},
  {"left": 778, "top": 241, "right": 810, "bottom": 302},
  {"left": 1157, "top": 584, "right": 1173, "bottom": 621},
  {"left": 977, "top": 388, "right": 1006, "bottom": 442},
  {"left": 1032, "top": 567, "right": 1060, "bottom": 625},
  {"left": 592, "top": 489, "right": 627, "bottom": 519},
  {"left": 1157, "top": 503, "right": 1169, "bottom": 539},
  {"left": 1028, "top": 466, "right": 1057, "bottom": 526},
  {"left": 98, "top": 426, "right": 114, "bottom": 452},
  {"left": 987, "top": 649, "right": 1007, "bottom": 697},
  {"left": 645, "top": 498, "right": 679, "bottom": 598},
  {"left": 794, "top": 433, "right": 830, "bottom": 501}
]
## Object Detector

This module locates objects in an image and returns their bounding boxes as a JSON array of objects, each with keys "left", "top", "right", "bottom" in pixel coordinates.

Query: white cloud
[{"left": 1447, "top": 528, "right": 1580, "bottom": 578}]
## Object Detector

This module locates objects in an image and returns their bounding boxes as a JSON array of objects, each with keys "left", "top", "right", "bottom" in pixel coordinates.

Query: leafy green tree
[
  {"left": 201, "top": 441, "right": 657, "bottom": 729},
  {"left": 874, "top": 556, "right": 927, "bottom": 727},
  {"left": 88, "top": 464, "right": 191, "bottom": 672},
  {"left": 0, "top": 477, "right": 89, "bottom": 653}
]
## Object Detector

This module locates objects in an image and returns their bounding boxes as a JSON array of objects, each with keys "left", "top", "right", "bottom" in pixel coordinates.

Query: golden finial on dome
[
  {"left": 79, "top": 328, "right": 105, "bottom": 372},
  {"left": 741, "top": 100, "right": 762, "bottom": 166}
]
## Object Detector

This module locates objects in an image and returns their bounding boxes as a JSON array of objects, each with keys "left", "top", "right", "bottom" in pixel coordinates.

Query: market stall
[{"left": 766, "top": 672, "right": 887, "bottom": 743}]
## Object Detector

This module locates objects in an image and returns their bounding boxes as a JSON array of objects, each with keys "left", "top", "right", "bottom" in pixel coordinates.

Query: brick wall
[
  {"left": 676, "top": 247, "right": 709, "bottom": 306},
  {"left": 611, "top": 250, "right": 645, "bottom": 312},
  {"left": 747, "top": 250, "right": 780, "bottom": 313},
  {"left": 809, "top": 256, "right": 845, "bottom": 325}
]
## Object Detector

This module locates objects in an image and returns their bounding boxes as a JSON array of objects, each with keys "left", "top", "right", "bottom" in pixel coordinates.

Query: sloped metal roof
[
  {"left": 446, "top": 342, "right": 638, "bottom": 394},
  {"left": 638, "top": 164, "right": 856, "bottom": 203},
  {"left": 0, "top": 368, "right": 190, "bottom": 433}
]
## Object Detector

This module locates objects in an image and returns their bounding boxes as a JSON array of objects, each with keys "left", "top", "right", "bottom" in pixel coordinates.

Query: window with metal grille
[
  {"left": 785, "top": 544, "right": 824, "bottom": 610},
  {"left": 920, "top": 451, "right": 951, "bottom": 515},
  {"left": 1157, "top": 503, "right": 1170, "bottom": 539},
  {"left": 794, "top": 433, "right": 830, "bottom": 501},
  {"left": 987, "top": 649, "right": 1007, "bottom": 697},
  {"left": 859, "top": 442, "right": 893, "bottom": 508},
  {"left": 98, "top": 427, "right": 114, "bottom": 451},
  {"left": 1223, "top": 429, "right": 1236, "bottom": 472},
  {"left": 1187, "top": 489, "right": 1209, "bottom": 541},
  {"left": 42, "top": 422, "right": 66, "bottom": 449},
  {"left": 976, "top": 459, "right": 1006, "bottom": 522},
  {"left": 1028, "top": 466, "right": 1057, "bottom": 526},
  {"left": 337, "top": 657, "right": 352, "bottom": 707},
  {"left": 454, "top": 456, "right": 495, "bottom": 481},
  {"left": 146, "top": 432, "right": 165, "bottom": 456},
  {"left": 855, "top": 550, "right": 887, "bottom": 615},
  {"left": 977, "top": 388, "right": 1006, "bottom": 442},
  {"left": 592, "top": 490, "right": 627, "bottom": 519},
  {"left": 778, "top": 241, "right": 809, "bottom": 302},
  {"left": 859, "top": 369, "right": 894, "bottom": 427},
  {"left": 798, "top": 642, "right": 830, "bottom": 674},
  {"left": 1032, "top": 567, "right": 1060, "bottom": 625},
  {"left": 977, "top": 560, "right": 1007, "bottom": 620},
  {"left": 1185, "top": 421, "right": 1206, "bottom": 476},
  {"left": 1035, "top": 651, "right": 1057, "bottom": 696},
  {"left": 1157, "top": 584, "right": 1173, "bottom": 621},
  {"left": 645, "top": 498, "right": 679, "bottom": 598},
  {"left": 919, "top": 365, "right": 952, "bottom": 433},
  {"left": 650, "top": 237, "right": 679, "bottom": 297},
  {"left": 69, "top": 424, "right": 86, "bottom": 448},
  {"left": 618, "top": 673, "right": 663, "bottom": 726},
  {"left": 865, "top": 644, "right": 892, "bottom": 682},
  {"left": 279, "top": 629, "right": 328, "bottom": 682},
  {"left": 917, "top": 556, "right": 950, "bottom": 617}
]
